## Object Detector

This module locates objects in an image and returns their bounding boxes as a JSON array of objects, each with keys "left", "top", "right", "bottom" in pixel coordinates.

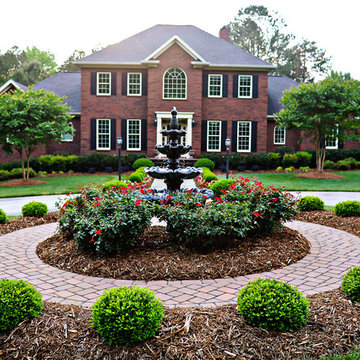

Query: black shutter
[
  {"left": 121, "top": 73, "right": 127, "bottom": 95},
  {"left": 111, "top": 73, "right": 117, "bottom": 95},
  {"left": 251, "top": 121, "right": 257, "bottom": 152},
  {"left": 90, "top": 72, "right": 96, "bottom": 95},
  {"left": 111, "top": 119, "right": 116, "bottom": 150},
  {"left": 202, "top": 73, "right": 208, "bottom": 97},
  {"left": 222, "top": 75, "right": 228, "bottom": 98},
  {"left": 141, "top": 119, "right": 147, "bottom": 151},
  {"left": 232, "top": 121, "right": 237, "bottom": 152},
  {"left": 142, "top": 72, "right": 147, "bottom": 96},
  {"left": 201, "top": 120, "right": 207, "bottom": 151},
  {"left": 121, "top": 119, "right": 127, "bottom": 150},
  {"left": 221, "top": 121, "right": 227, "bottom": 151},
  {"left": 90, "top": 118, "right": 96, "bottom": 150},
  {"left": 252, "top": 75, "right": 258, "bottom": 98},
  {"left": 232, "top": 75, "right": 238, "bottom": 98},
  {"left": 338, "top": 141, "right": 344, "bottom": 149}
]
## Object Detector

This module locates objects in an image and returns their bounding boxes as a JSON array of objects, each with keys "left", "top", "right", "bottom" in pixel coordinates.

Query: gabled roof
[
  {"left": 33, "top": 72, "right": 81, "bottom": 114},
  {"left": 76, "top": 24, "right": 274, "bottom": 69},
  {"left": 0, "top": 79, "right": 28, "bottom": 94},
  {"left": 268, "top": 76, "right": 299, "bottom": 115}
]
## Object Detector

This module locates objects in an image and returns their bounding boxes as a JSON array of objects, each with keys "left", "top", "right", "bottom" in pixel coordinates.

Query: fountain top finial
[{"left": 171, "top": 107, "right": 177, "bottom": 116}]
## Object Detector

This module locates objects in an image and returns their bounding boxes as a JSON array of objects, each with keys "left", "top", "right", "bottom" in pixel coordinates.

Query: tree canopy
[
  {"left": 227, "top": 5, "right": 332, "bottom": 82},
  {"left": 276, "top": 76, "right": 360, "bottom": 171},
  {"left": 58, "top": 49, "right": 86, "bottom": 72}
]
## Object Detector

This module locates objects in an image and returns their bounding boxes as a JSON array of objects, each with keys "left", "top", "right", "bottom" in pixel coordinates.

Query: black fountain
[{"left": 144, "top": 107, "right": 213, "bottom": 199}]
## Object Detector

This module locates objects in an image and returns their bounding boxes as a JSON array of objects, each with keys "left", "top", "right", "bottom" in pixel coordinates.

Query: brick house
[{"left": 3, "top": 24, "right": 352, "bottom": 164}]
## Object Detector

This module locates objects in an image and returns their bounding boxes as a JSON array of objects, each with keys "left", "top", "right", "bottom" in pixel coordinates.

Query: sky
[{"left": 1, "top": 0, "right": 359, "bottom": 79}]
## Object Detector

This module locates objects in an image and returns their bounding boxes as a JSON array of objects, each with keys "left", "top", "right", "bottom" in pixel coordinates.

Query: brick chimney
[{"left": 219, "top": 26, "right": 230, "bottom": 42}]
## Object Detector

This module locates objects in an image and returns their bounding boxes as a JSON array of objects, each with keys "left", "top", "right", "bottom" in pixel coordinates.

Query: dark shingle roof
[
  {"left": 77, "top": 24, "right": 274, "bottom": 68},
  {"left": 34, "top": 72, "right": 81, "bottom": 113},
  {"left": 13, "top": 81, "right": 28, "bottom": 91},
  {"left": 268, "top": 76, "right": 299, "bottom": 115}
]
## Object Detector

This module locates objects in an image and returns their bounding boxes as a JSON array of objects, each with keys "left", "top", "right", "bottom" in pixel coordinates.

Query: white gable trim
[
  {"left": 0, "top": 79, "right": 25, "bottom": 94},
  {"left": 144, "top": 35, "right": 207, "bottom": 62}
]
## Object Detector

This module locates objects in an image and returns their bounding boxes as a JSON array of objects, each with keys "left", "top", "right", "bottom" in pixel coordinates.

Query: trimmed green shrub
[
  {"left": 245, "top": 153, "right": 273, "bottom": 170},
  {"left": 237, "top": 278, "right": 310, "bottom": 332},
  {"left": 38, "top": 154, "right": 78, "bottom": 172},
  {"left": 0, "top": 278, "right": 43, "bottom": 332},
  {"left": 129, "top": 172, "right": 144, "bottom": 183},
  {"left": 274, "top": 146, "right": 294, "bottom": 156},
  {"left": 334, "top": 201, "right": 360, "bottom": 217},
  {"left": 269, "top": 152, "right": 282, "bottom": 168},
  {"left": 324, "top": 160, "right": 336, "bottom": 169},
  {"left": 195, "top": 158, "right": 215, "bottom": 171},
  {"left": 297, "top": 196, "right": 324, "bottom": 211},
  {"left": 210, "top": 179, "right": 237, "bottom": 197},
  {"left": 103, "top": 180, "right": 128, "bottom": 192},
  {"left": 228, "top": 153, "right": 245, "bottom": 170},
  {"left": 285, "top": 166, "right": 295, "bottom": 172},
  {"left": 91, "top": 286, "right": 164, "bottom": 345},
  {"left": 342, "top": 157, "right": 359, "bottom": 169},
  {"left": 335, "top": 160, "right": 351, "bottom": 171},
  {"left": 201, "top": 167, "right": 217, "bottom": 182},
  {"left": 0, "top": 170, "right": 10, "bottom": 181},
  {"left": 299, "top": 166, "right": 310, "bottom": 172},
  {"left": 0, "top": 209, "right": 8, "bottom": 224},
  {"left": 22, "top": 202, "right": 48, "bottom": 217},
  {"left": 276, "top": 166, "right": 283, "bottom": 171},
  {"left": 282, "top": 153, "right": 297, "bottom": 167},
  {"left": 342, "top": 266, "right": 360, "bottom": 302},
  {"left": 200, "top": 153, "right": 225, "bottom": 169},
  {"left": 132, "top": 158, "right": 154, "bottom": 170}
]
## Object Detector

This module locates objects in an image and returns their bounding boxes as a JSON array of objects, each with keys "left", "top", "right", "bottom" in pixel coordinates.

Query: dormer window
[
  {"left": 163, "top": 68, "right": 186, "bottom": 99},
  {"left": 97, "top": 72, "right": 111, "bottom": 96}
]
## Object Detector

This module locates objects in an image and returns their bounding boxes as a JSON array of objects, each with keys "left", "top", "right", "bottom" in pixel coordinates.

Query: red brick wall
[{"left": 266, "top": 120, "right": 300, "bottom": 152}]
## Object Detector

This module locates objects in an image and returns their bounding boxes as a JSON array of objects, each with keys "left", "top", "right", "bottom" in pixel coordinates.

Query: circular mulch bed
[
  {"left": 0, "top": 179, "right": 48, "bottom": 187},
  {"left": 0, "top": 289, "right": 359, "bottom": 359},
  {"left": 36, "top": 226, "right": 310, "bottom": 281},
  {"left": 295, "top": 171, "right": 344, "bottom": 179}
]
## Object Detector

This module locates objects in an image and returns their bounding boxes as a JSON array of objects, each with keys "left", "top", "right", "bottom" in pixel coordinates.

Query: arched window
[
  {"left": 163, "top": 68, "right": 187, "bottom": 99},
  {"left": 274, "top": 126, "right": 286, "bottom": 145}
]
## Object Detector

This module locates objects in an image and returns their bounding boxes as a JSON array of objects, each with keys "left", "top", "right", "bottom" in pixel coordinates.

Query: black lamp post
[
  {"left": 225, "top": 137, "right": 231, "bottom": 179},
  {"left": 117, "top": 136, "right": 123, "bottom": 180}
]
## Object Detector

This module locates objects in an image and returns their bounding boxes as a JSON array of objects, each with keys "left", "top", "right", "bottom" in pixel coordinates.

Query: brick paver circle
[{"left": 1, "top": 221, "right": 360, "bottom": 308}]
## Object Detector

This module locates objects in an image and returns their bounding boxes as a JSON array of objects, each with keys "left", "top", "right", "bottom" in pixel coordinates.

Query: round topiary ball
[
  {"left": 210, "top": 179, "right": 237, "bottom": 197},
  {"left": 237, "top": 278, "right": 310, "bottom": 332},
  {"left": 0, "top": 208, "right": 8, "bottom": 224},
  {"left": 0, "top": 278, "right": 43, "bottom": 332},
  {"left": 194, "top": 158, "right": 215, "bottom": 171},
  {"left": 91, "top": 286, "right": 164, "bottom": 345},
  {"left": 132, "top": 158, "right": 154, "bottom": 171},
  {"left": 103, "top": 180, "right": 128, "bottom": 192},
  {"left": 334, "top": 200, "right": 360, "bottom": 217},
  {"left": 22, "top": 202, "right": 48, "bottom": 217},
  {"left": 297, "top": 196, "right": 324, "bottom": 211},
  {"left": 342, "top": 266, "right": 360, "bottom": 301}
]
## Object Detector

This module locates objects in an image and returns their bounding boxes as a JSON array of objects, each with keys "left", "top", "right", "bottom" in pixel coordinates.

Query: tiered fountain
[{"left": 145, "top": 107, "right": 213, "bottom": 198}]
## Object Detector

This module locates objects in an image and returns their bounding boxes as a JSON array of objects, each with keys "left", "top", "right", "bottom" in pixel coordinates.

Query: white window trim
[
  {"left": 96, "top": 119, "right": 111, "bottom": 151},
  {"left": 162, "top": 68, "right": 187, "bottom": 100},
  {"left": 208, "top": 74, "right": 223, "bottom": 98},
  {"left": 127, "top": 72, "right": 142, "bottom": 96},
  {"left": 61, "top": 123, "right": 74, "bottom": 142},
  {"left": 237, "top": 121, "right": 252, "bottom": 153},
  {"left": 274, "top": 126, "right": 286, "bottom": 145},
  {"left": 127, "top": 119, "right": 142, "bottom": 151},
  {"left": 238, "top": 75, "right": 253, "bottom": 99},
  {"left": 96, "top": 72, "right": 111, "bottom": 96},
  {"left": 206, "top": 120, "right": 222, "bottom": 152}
]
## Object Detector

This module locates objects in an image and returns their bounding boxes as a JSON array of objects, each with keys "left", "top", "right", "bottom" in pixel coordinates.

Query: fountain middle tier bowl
[
  {"left": 160, "top": 129, "right": 187, "bottom": 136},
  {"left": 145, "top": 166, "right": 203, "bottom": 180}
]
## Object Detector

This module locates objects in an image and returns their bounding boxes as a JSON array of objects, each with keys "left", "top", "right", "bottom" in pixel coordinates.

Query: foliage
[
  {"left": 102, "top": 180, "right": 128, "bottom": 192},
  {"left": 245, "top": 153, "right": 273, "bottom": 170},
  {"left": 0, "top": 167, "right": 36, "bottom": 181},
  {"left": 0, "top": 278, "right": 43, "bottom": 332},
  {"left": 334, "top": 201, "right": 360, "bottom": 217},
  {"left": 129, "top": 166, "right": 147, "bottom": 183},
  {"left": 342, "top": 266, "right": 360, "bottom": 302},
  {"left": 200, "top": 153, "right": 225, "bottom": 168},
  {"left": 237, "top": 277, "right": 310, "bottom": 332},
  {"left": 132, "top": 158, "right": 154, "bottom": 170},
  {"left": 195, "top": 158, "right": 215, "bottom": 171},
  {"left": 38, "top": 154, "right": 77, "bottom": 172},
  {"left": 282, "top": 152, "right": 312, "bottom": 168},
  {"left": 91, "top": 286, "right": 164, "bottom": 345},
  {"left": 210, "top": 179, "right": 237, "bottom": 197},
  {"left": 297, "top": 196, "right": 324, "bottom": 211},
  {"left": 0, "top": 209, "right": 8, "bottom": 224},
  {"left": 276, "top": 76, "right": 360, "bottom": 171},
  {"left": 201, "top": 167, "right": 218, "bottom": 182},
  {"left": 324, "top": 160, "right": 336, "bottom": 169},
  {"left": 0, "top": 88, "right": 73, "bottom": 180},
  {"left": 22, "top": 201, "right": 48, "bottom": 217},
  {"left": 274, "top": 146, "right": 294, "bottom": 156},
  {"left": 58, "top": 49, "right": 86, "bottom": 72}
]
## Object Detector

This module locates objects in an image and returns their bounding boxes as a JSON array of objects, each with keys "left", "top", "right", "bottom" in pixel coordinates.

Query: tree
[
  {"left": 58, "top": 49, "right": 86, "bottom": 72},
  {"left": 24, "top": 46, "right": 57, "bottom": 75},
  {"left": 0, "top": 46, "right": 26, "bottom": 84},
  {"left": 0, "top": 88, "right": 73, "bottom": 181},
  {"left": 227, "top": 5, "right": 332, "bottom": 82},
  {"left": 276, "top": 77, "right": 360, "bottom": 171}
]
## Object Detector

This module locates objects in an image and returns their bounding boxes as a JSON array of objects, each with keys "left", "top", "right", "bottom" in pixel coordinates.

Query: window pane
[
  {"left": 274, "top": 127, "right": 285, "bottom": 144},
  {"left": 207, "top": 121, "right": 221, "bottom": 151},
  {"left": 208, "top": 75, "right": 222, "bottom": 97},
  {"left": 97, "top": 72, "right": 111, "bottom": 94},
  {"left": 163, "top": 68, "right": 186, "bottom": 99},
  {"left": 97, "top": 119, "right": 110, "bottom": 149},
  {"left": 238, "top": 75, "right": 252, "bottom": 97},
  {"left": 238, "top": 122, "right": 251, "bottom": 151},
  {"left": 128, "top": 73, "right": 141, "bottom": 95},
  {"left": 128, "top": 120, "right": 141, "bottom": 150}
]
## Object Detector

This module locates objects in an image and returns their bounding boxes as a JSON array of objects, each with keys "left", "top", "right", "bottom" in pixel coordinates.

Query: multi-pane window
[
  {"left": 237, "top": 121, "right": 251, "bottom": 152},
  {"left": 96, "top": 119, "right": 111, "bottom": 150},
  {"left": 163, "top": 68, "right": 186, "bottom": 99},
  {"left": 326, "top": 126, "right": 338, "bottom": 149},
  {"left": 208, "top": 74, "right": 222, "bottom": 98},
  {"left": 238, "top": 75, "right": 252, "bottom": 98},
  {"left": 127, "top": 119, "right": 141, "bottom": 150},
  {"left": 274, "top": 126, "right": 286, "bottom": 145},
  {"left": 61, "top": 133, "right": 73, "bottom": 142},
  {"left": 207, "top": 121, "right": 221, "bottom": 151},
  {"left": 127, "top": 73, "right": 142, "bottom": 96},
  {"left": 97, "top": 72, "right": 111, "bottom": 95}
]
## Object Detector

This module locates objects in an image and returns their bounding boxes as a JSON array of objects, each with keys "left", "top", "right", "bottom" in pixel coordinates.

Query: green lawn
[
  {"left": 218, "top": 171, "right": 360, "bottom": 192},
  {"left": 0, "top": 174, "right": 122, "bottom": 198}
]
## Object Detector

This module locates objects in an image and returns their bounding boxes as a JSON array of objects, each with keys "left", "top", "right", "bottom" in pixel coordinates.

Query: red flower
[
  {"left": 89, "top": 237, "right": 94, "bottom": 243},
  {"left": 135, "top": 199, "right": 142, "bottom": 206},
  {"left": 272, "top": 198, "right": 278, "bottom": 202},
  {"left": 96, "top": 229, "right": 101, "bottom": 235},
  {"left": 159, "top": 200, "right": 165, "bottom": 203},
  {"left": 195, "top": 203, "right": 202, "bottom": 207},
  {"left": 252, "top": 212, "right": 262, "bottom": 218}
]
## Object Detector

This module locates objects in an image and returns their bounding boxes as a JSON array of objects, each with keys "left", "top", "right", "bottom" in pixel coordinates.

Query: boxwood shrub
[
  {"left": 342, "top": 266, "right": 360, "bottom": 301},
  {"left": 0, "top": 209, "right": 8, "bottom": 224},
  {"left": 201, "top": 167, "right": 217, "bottom": 182},
  {"left": 210, "top": 179, "right": 237, "bottom": 197},
  {"left": 102, "top": 180, "right": 128, "bottom": 192},
  {"left": 334, "top": 200, "right": 360, "bottom": 217},
  {"left": 22, "top": 202, "right": 48, "bottom": 217},
  {"left": 297, "top": 196, "right": 324, "bottom": 211},
  {"left": 132, "top": 158, "right": 154, "bottom": 170},
  {"left": 195, "top": 158, "right": 215, "bottom": 171}
]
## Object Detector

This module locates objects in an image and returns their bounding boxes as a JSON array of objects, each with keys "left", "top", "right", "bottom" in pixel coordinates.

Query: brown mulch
[
  {"left": 36, "top": 226, "right": 310, "bottom": 281},
  {"left": 0, "top": 213, "right": 60, "bottom": 236},
  {"left": 295, "top": 172, "right": 344, "bottom": 179},
  {"left": 0, "top": 179, "right": 48, "bottom": 187},
  {"left": 1, "top": 289, "right": 360, "bottom": 359},
  {"left": 296, "top": 210, "right": 360, "bottom": 238}
]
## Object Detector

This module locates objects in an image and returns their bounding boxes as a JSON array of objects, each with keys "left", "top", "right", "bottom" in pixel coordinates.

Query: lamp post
[
  {"left": 117, "top": 136, "right": 123, "bottom": 180},
  {"left": 225, "top": 137, "right": 231, "bottom": 179}
]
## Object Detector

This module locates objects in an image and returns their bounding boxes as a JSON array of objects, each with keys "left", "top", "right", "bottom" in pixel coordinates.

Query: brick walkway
[{"left": 1, "top": 221, "right": 359, "bottom": 308}]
